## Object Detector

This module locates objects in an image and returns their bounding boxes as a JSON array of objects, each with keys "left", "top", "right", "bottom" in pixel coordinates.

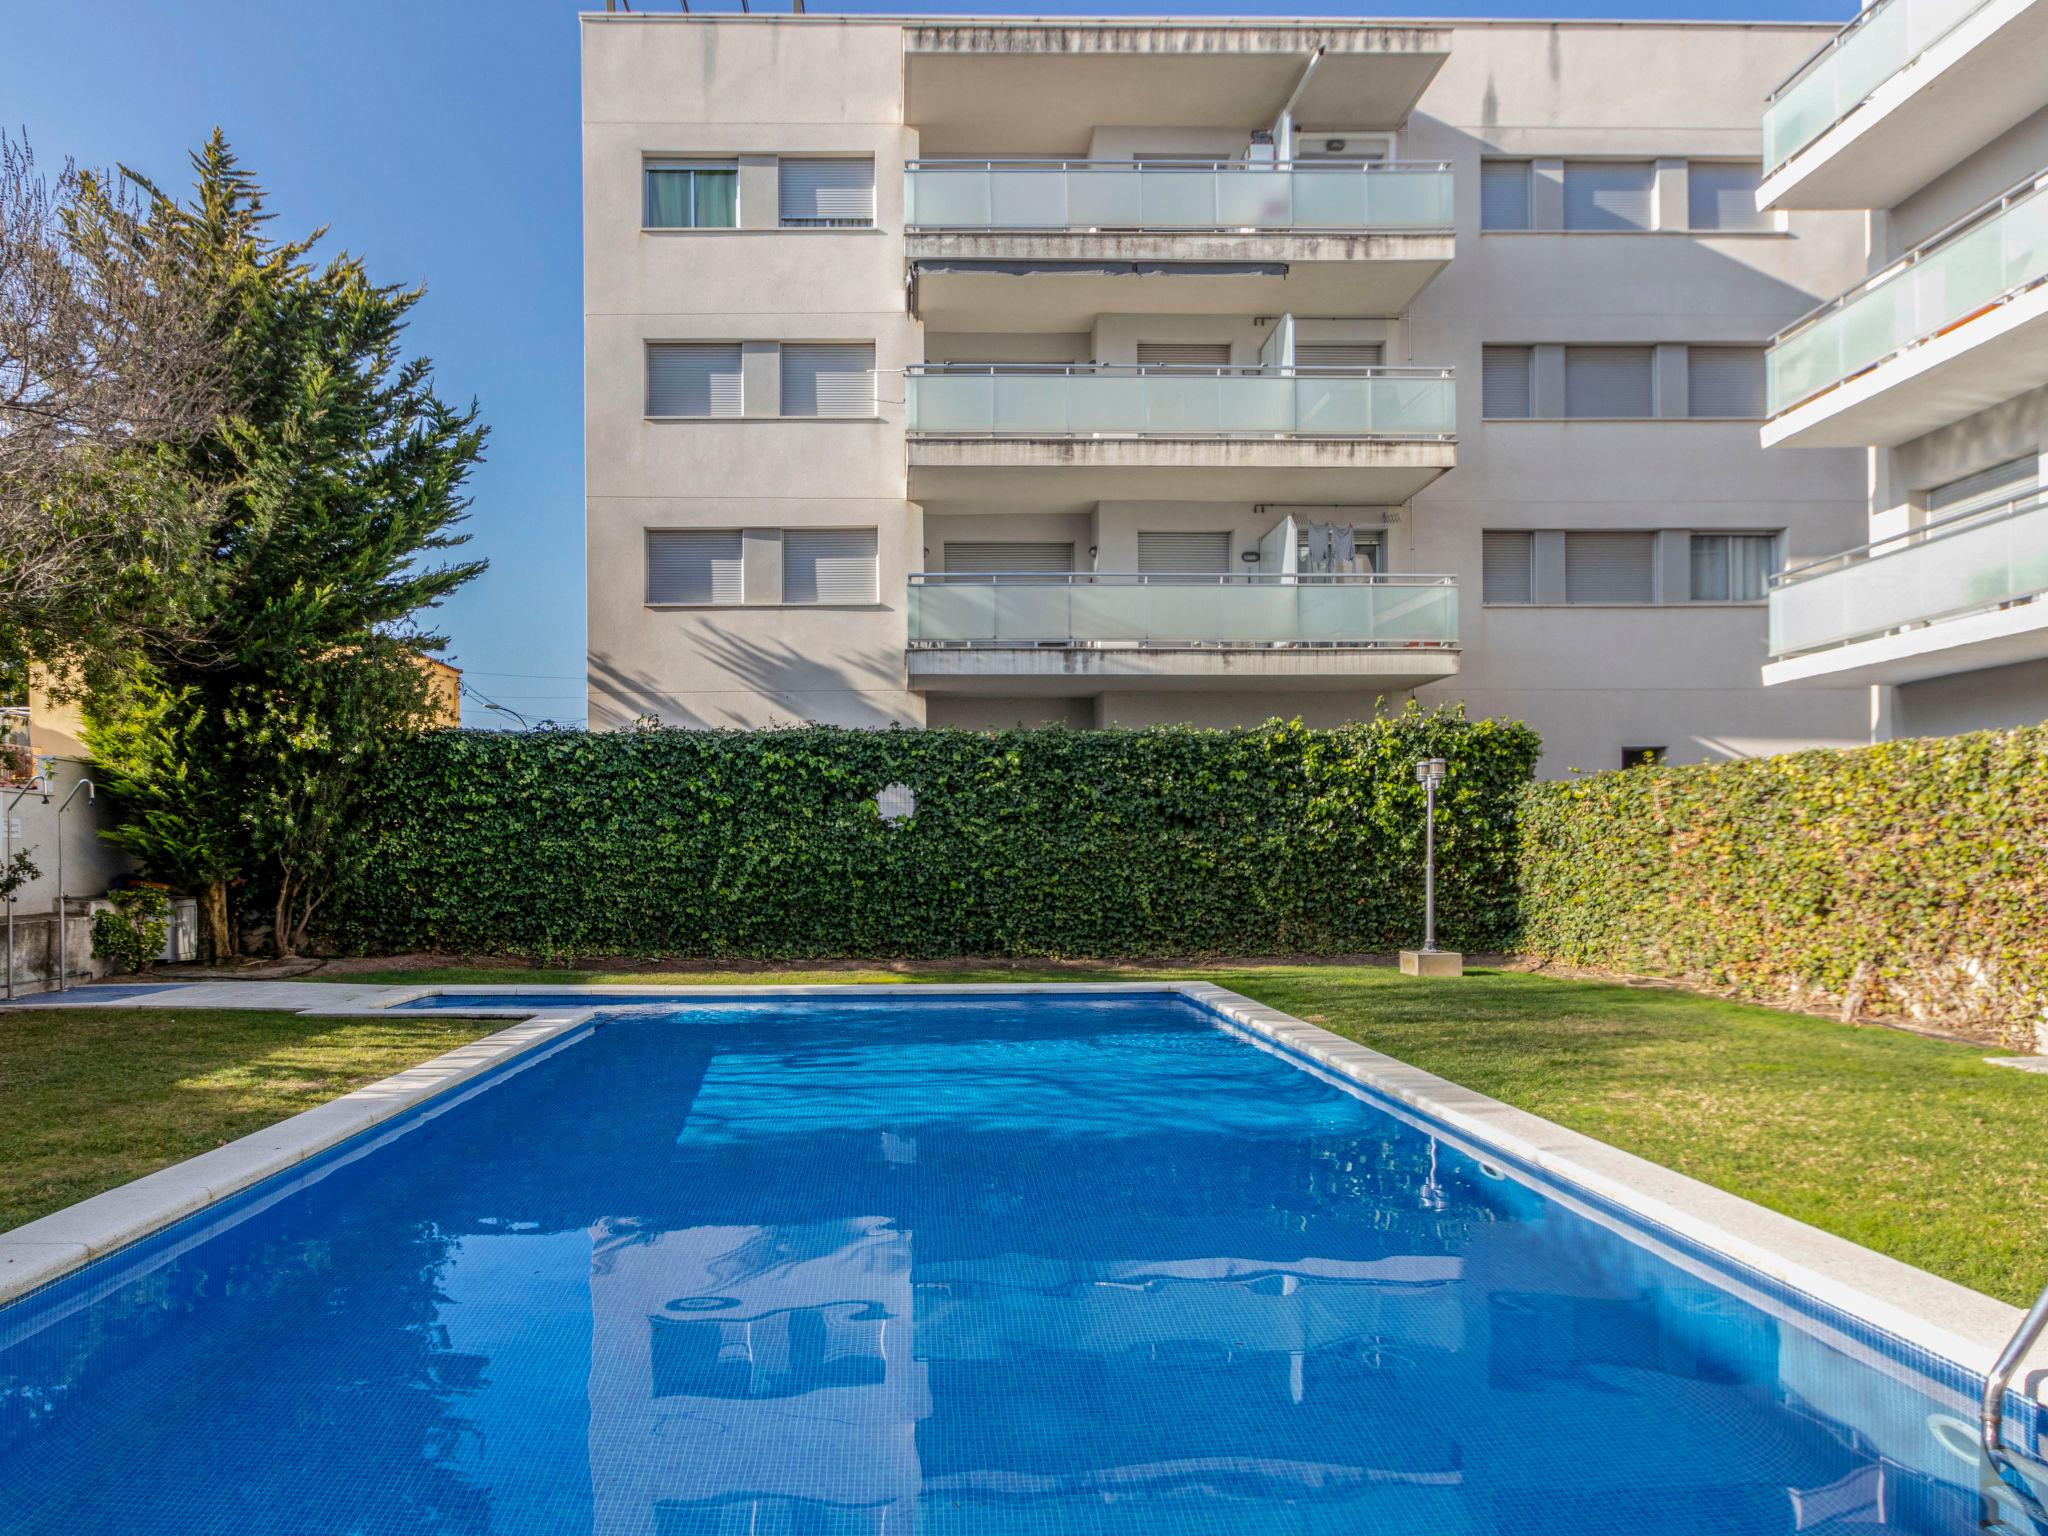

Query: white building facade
[
  {"left": 584, "top": 15, "right": 1882, "bottom": 774},
  {"left": 1757, "top": 0, "right": 2048, "bottom": 740}
]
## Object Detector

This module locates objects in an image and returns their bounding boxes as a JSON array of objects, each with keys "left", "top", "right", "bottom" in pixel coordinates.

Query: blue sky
[{"left": 7, "top": 0, "right": 1852, "bottom": 726}]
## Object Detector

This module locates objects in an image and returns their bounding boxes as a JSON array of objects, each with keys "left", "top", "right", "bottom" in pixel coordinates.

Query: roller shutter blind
[
  {"left": 1480, "top": 161, "right": 1532, "bottom": 231},
  {"left": 1565, "top": 532, "right": 1655, "bottom": 603},
  {"left": 1137, "top": 531, "right": 1231, "bottom": 573},
  {"left": 778, "top": 159, "right": 875, "bottom": 227},
  {"left": 647, "top": 343, "right": 742, "bottom": 418},
  {"left": 1565, "top": 346, "right": 1654, "bottom": 418},
  {"left": 1482, "top": 346, "right": 1533, "bottom": 418},
  {"left": 1295, "top": 342, "right": 1383, "bottom": 367},
  {"left": 1687, "top": 347, "right": 1767, "bottom": 418},
  {"left": 781, "top": 343, "right": 875, "bottom": 417},
  {"left": 647, "top": 529, "right": 743, "bottom": 604},
  {"left": 1563, "top": 161, "right": 1654, "bottom": 231},
  {"left": 784, "top": 529, "right": 878, "bottom": 604},
  {"left": 1926, "top": 456, "right": 2039, "bottom": 520},
  {"left": 1136, "top": 342, "right": 1232, "bottom": 366},
  {"left": 1688, "top": 162, "right": 1768, "bottom": 232},
  {"left": 944, "top": 542, "right": 1075, "bottom": 572},
  {"left": 1481, "top": 531, "right": 1533, "bottom": 603}
]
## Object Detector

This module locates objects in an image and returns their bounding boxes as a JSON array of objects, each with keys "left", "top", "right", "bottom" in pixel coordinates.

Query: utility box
[{"left": 160, "top": 898, "right": 199, "bottom": 963}]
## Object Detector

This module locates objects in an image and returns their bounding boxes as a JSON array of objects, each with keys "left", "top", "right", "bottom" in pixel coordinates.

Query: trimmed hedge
[
  {"left": 325, "top": 709, "right": 1541, "bottom": 959},
  {"left": 1519, "top": 724, "right": 2048, "bottom": 1046}
]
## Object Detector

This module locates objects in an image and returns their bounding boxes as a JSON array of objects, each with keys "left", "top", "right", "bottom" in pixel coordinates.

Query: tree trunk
[
  {"left": 198, "top": 881, "right": 231, "bottom": 964},
  {"left": 273, "top": 877, "right": 296, "bottom": 960}
]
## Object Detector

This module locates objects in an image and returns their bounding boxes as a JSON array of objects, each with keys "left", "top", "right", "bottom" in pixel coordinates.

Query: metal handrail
[
  {"left": 907, "top": 363, "right": 1453, "bottom": 378},
  {"left": 1981, "top": 1278, "right": 2048, "bottom": 1535},
  {"left": 905, "top": 157, "right": 1452, "bottom": 172},
  {"left": 1768, "top": 165, "right": 2048, "bottom": 350},
  {"left": 1772, "top": 492, "right": 2048, "bottom": 587},
  {"left": 909, "top": 571, "right": 1454, "bottom": 586}
]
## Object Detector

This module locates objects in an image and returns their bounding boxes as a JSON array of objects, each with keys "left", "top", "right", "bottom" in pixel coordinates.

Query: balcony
[
  {"left": 906, "top": 572, "right": 1460, "bottom": 693},
  {"left": 1763, "top": 169, "right": 2048, "bottom": 449},
  {"left": 1759, "top": 0, "right": 2048, "bottom": 211},
  {"left": 907, "top": 160, "right": 1455, "bottom": 323},
  {"left": 906, "top": 363, "right": 1457, "bottom": 503},
  {"left": 1764, "top": 495, "right": 2048, "bottom": 687}
]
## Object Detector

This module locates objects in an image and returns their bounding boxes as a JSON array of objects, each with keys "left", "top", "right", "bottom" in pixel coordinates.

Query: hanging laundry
[
  {"left": 1304, "top": 520, "right": 1333, "bottom": 572},
  {"left": 1331, "top": 524, "right": 1356, "bottom": 571}
]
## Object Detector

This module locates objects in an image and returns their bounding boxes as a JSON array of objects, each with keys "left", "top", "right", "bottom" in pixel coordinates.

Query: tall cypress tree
[{"left": 86, "top": 135, "right": 486, "bottom": 959}]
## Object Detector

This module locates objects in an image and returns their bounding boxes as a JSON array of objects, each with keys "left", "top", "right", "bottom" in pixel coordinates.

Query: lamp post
[{"left": 1400, "top": 757, "right": 1463, "bottom": 978}]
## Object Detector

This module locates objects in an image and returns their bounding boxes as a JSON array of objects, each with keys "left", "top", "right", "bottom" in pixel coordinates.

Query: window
[
  {"left": 778, "top": 159, "right": 876, "bottom": 228},
  {"left": 1621, "top": 746, "right": 1666, "bottom": 770},
  {"left": 1689, "top": 533, "right": 1780, "bottom": 601},
  {"left": 784, "top": 529, "right": 878, "bottom": 603},
  {"left": 644, "top": 161, "right": 737, "bottom": 229},
  {"left": 781, "top": 343, "right": 876, "bottom": 417},
  {"left": 1564, "top": 532, "right": 1655, "bottom": 603},
  {"left": 1294, "top": 342, "right": 1383, "bottom": 367},
  {"left": 944, "top": 542, "right": 1074, "bottom": 572},
  {"left": 1565, "top": 346, "right": 1655, "bottom": 418},
  {"left": 1135, "top": 342, "right": 1232, "bottom": 366},
  {"left": 1482, "top": 346, "right": 1533, "bottom": 419},
  {"left": 1688, "top": 162, "right": 1769, "bottom": 232},
  {"left": 1563, "top": 161, "right": 1654, "bottom": 231},
  {"left": 647, "top": 343, "right": 743, "bottom": 418},
  {"left": 1925, "top": 456, "right": 2040, "bottom": 522},
  {"left": 1481, "top": 531, "right": 1533, "bottom": 604},
  {"left": 647, "top": 530, "right": 743, "bottom": 605},
  {"left": 1687, "top": 347, "right": 1767, "bottom": 418},
  {"left": 1480, "top": 161, "right": 1532, "bottom": 231},
  {"left": 1137, "top": 531, "right": 1231, "bottom": 573}
]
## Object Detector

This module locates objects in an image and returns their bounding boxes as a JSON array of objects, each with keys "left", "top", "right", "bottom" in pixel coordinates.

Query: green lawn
[
  {"left": 8, "top": 964, "right": 2045, "bottom": 1306},
  {"left": 0, "top": 1008, "right": 495, "bottom": 1233}
]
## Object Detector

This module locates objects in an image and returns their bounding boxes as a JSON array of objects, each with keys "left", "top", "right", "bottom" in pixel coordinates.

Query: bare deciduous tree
[{"left": 0, "top": 131, "right": 226, "bottom": 678}]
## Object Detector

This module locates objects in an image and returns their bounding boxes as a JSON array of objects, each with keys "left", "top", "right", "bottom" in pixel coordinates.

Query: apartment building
[
  {"left": 1756, "top": 0, "right": 2048, "bottom": 741},
  {"left": 583, "top": 14, "right": 1876, "bottom": 773}
]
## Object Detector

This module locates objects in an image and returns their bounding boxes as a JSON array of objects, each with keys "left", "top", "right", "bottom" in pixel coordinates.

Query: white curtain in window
[{"left": 1690, "top": 533, "right": 1779, "bottom": 600}]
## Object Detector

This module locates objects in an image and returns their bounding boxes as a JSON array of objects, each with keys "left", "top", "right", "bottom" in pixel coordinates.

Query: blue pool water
[{"left": 1, "top": 993, "right": 2040, "bottom": 1535}]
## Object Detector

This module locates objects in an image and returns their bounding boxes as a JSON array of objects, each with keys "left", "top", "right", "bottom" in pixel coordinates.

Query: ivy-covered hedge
[
  {"left": 325, "top": 709, "right": 1541, "bottom": 959},
  {"left": 1519, "top": 724, "right": 2048, "bottom": 1045}
]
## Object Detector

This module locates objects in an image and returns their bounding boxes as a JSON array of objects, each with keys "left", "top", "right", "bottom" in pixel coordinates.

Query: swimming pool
[{"left": 1, "top": 991, "right": 2040, "bottom": 1534}]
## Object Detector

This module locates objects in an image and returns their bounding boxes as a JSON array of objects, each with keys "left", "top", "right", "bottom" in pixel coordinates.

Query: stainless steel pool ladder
[{"left": 1982, "top": 1279, "right": 2048, "bottom": 1534}]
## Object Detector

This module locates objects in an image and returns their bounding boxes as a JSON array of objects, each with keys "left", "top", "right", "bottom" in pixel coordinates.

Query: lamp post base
[{"left": 1400, "top": 949, "right": 1464, "bottom": 978}]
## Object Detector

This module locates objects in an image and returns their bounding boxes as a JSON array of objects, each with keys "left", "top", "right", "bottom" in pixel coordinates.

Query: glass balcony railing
[
  {"left": 1765, "top": 169, "right": 2048, "bottom": 418},
  {"left": 907, "top": 573, "right": 1460, "bottom": 650},
  {"left": 1763, "top": 0, "right": 1995, "bottom": 175},
  {"left": 905, "top": 158, "right": 1456, "bottom": 232},
  {"left": 907, "top": 365, "right": 1457, "bottom": 439},
  {"left": 1768, "top": 495, "right": 2048, "bottom": 659}
]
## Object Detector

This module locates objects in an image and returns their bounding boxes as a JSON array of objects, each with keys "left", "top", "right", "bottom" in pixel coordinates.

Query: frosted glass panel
[
  {"left": 909, "top": 577, "right": 1461, "bottom": 648},
  {"left": 909, "top": 370, "right": 1456, "bottom": 437},
  {"left": 1764, "top": 0, "right": 1996, "bottom": 171},
  {"left": 1768, "top": 499, "right": 2048, "bottom": 656},
  {"left": 906, "top": 163, "right": 1452, "bottom": 231},
  {"left": 1766, "top": 178, "right": 2048, "bottom": 415}
]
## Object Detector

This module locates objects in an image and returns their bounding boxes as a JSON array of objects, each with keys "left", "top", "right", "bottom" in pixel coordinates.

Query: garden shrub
[
  {"left": 323, "top": 708, "right": 1541, "bottom": 959},
  {"left": 91, "top": 886, "right": 173, "bottom": 975},
  {"left": 1519, "top": 724, "right": 2048, "bottom": 1045}
]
